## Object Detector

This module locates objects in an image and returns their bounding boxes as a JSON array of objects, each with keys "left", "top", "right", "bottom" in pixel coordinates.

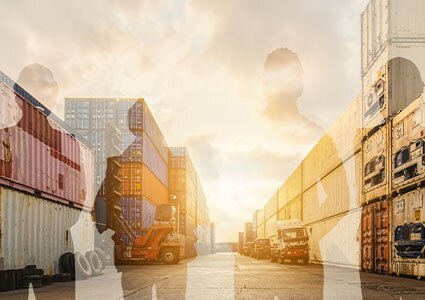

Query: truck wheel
[
  {"left": 75, "top": 252, "right": 92, "bottom": 280},
  {"left": 86, "top": 251, "right": 102, "bottom": 276},
  {"left": 94, "top": 247, "right": 108, "bottom": 270},
  {"left": 162, "top": 248, "right": 178, "bottom": 264}
]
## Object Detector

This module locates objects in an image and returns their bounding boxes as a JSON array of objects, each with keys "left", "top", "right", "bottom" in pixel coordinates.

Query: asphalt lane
[{"left": 2, "top": 253, "right": 425, "bottom": 299}]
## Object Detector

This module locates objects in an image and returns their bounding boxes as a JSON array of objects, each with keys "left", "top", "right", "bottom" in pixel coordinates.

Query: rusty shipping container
[
  {"left": 0, "top": 186, "right": 94, "bottom": 274},
  {"left": 363, "top": 123, "right": 390, "bottom": 203},
  {"left": 307, "top": 208, "right": 361, "bottom": 268},
  {"left": 0, "top": 72, "right": 95, "bottom": 209},
  {"left": 391, "top": 94, "right": 425, "bottom": 192},
  {"left": 303, "top": 152, "right": 362, "bottom": 224},
  {"left": 391, "top": 189, "right": 425, "bottom": 278},
  {"left": 361, "top": 199, "right": 390, "bottom": 274}
]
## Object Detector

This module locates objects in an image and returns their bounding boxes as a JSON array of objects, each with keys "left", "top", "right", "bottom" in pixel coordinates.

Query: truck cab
[
  {"left": 252, "top": 238, "right": 271, "bottom": 259},
  {"left": 276, "top": 219, "right": 309, "bottom": 264}
]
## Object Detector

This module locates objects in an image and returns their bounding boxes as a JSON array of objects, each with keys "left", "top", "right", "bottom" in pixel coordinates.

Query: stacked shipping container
[
  {"left": 169, "top": 147, "right": 211, "bottom": 257},
  {"left": 253, "top": 0, "right": 425, "bottom": 276},
  {"left": 0, "top": 71, "right": 95, "bottom": 274}
]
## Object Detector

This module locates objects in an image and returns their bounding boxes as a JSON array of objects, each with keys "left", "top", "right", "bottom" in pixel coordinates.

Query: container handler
[{"left": 95, "top": 157, "right": 181, "bottom": 264}]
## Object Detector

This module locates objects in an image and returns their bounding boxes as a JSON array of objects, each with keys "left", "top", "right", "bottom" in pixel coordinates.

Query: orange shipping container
[{"left": 142, "top": 164, "right": 168, "bottom": 205}]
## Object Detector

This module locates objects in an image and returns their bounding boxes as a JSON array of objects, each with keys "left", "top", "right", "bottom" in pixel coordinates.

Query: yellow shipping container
[
  {"left": 265, "top": 214, "right": 277, "bottom": 240},
  {"left": 303, "top": 152, "right": 361, "bottom": 224},
  {"left": 264, "top": 192, "right": 278, "bottom": 221},
  {"left": 277, "top": 195, "right": 302, "bottom": 221},
  {"left": 278, "top": 165, "right": 302, "bottom": 209},
  {"left": 142, "top": 164, "right": 168, "bottom": 205}
]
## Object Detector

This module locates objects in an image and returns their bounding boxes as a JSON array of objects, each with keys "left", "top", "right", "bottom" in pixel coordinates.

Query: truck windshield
[{"left": 282, "top": 228, "right": 307, "bottom": 240}]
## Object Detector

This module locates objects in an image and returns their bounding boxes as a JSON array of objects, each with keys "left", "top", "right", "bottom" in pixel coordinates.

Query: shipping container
[
  {"left": 277, "top": 195, "right": 302, "bottom": 221},
  {"left": 0, "top": 186, "right": 94, "bottom": 274},
  {"left": 185, "top": 235, "right": 197, "bottom": 258},
  {"left": 143, "top": 132, "right": 168, "bottom": 187},
  {"left": 278, "top": 165, "right": 302, "bottom": 210},
  {"left": 264, "top": 192, "right": 278, "bottom": 220},
  {"left": 362, "top": 44, "right": 425, "bottom": 132},
  {"left": 0, "top": 75, "right": 95, "bottom": 209},
  {"left": 363, "top": 123, "right": 390, "bottom": 203},
  {"left": 391, "top": 189, "right": 425, "bottom": 278},
  {"left": 142, "top": 164, "right": 168, "bottom": 205},
  {"left": 361, "top": 0, "right": 425, "bottom": 73},
  {"left": 391, "top": 95, "right": 425, "bottom": 191},
  {"left": 119, "top": 197, "right": 156, "bottom": 244},
  {"left": 307, "top": 209, "right": 361, "bottom": 268},
  {"left": 265, "top": 214, "right": 277, "bottom": 240},
  {"left": 361, "top": 199, "right": 390, "bottom": 274},
  {"left": 256, "top": 208, "right": 265, "bottom": 226},
  {"left": 257, "top": 223, "right": 265, "bottom": 239},
  {"left": 142, "top": 101, "right": 168, "bottom": 164},
  {"left": 238, "top": 232, "right": 244, "bottom": 252},
  {"left": 244, "top": 222, "right": 255, "bottom": 243},
  {"left": 303, "top": 153, "right": 361, "bottom": 224}
]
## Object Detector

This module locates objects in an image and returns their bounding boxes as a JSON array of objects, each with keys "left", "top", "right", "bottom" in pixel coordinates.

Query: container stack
[
  {"left": 0, "top": 71, "right": 95, "bottom": 276},
  {"left": 360, "top": 0, "right": 425, "bottom": 276},
  {"left": 169, "top": 147, "right": 206, "bottom": 258}
]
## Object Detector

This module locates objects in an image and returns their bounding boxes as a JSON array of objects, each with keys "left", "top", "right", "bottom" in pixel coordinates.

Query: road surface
[{"left": 2, "top": 253, "right": 425, "bottom": 299}]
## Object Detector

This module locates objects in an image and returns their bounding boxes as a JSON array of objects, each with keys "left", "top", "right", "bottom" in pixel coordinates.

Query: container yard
[{"left": 246, "top": 0, "right": 425, "bottom": 279}]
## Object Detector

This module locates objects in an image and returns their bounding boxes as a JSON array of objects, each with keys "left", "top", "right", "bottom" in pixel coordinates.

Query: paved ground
[{"left": 2, "top": 253, "right": 425, "bottom": 299}]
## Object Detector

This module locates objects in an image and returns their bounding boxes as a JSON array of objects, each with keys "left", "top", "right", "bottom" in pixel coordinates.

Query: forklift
[{"left": 95, "top": 157, "right": 181, "bottom": 264}]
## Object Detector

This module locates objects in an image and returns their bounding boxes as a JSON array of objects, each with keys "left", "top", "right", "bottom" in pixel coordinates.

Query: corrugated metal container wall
[
  {"left": 363, "top": 123, "right": 389, "bottom": 203},
  {"left": 265, "top": 214, "right": 277, "bottom": 240},
  {"left": 142, "top": 102, "right": 168, "bottom": 164},
  {"left": 391, "top": 189, "right": 425, "bottom": 278},
  {"left": 303, "top": 152, "right": 362, "bottom": 224},
  {"left": 257, "top": 223, "right": 265, "bottom": 239},
  {"left": 120, "top": 197, "right": 156, "bottom": 243},
  {"left": 120, "top": 163, "right": 142, "bottom": 196},
  {"left": 277, "top": 165, "right": 302, "bottom": 209},
  {"left": 302, "top": 134, "right": 344, "bottom": 191},
  {"left": 142, "top": 132, "right": 168, "bottom": 187},
  {"left": 0, "top": 79, "right": 93, "bottom": 209},
  {"left": 391, "top": 95, "right": 425, "bottom": 191},
  {"left": 185, "top": 235, "right": 196, "bottom": 258},
  {"left": 142, "top": 165, "right": 168, "bottom": 205},
  {"left": 0, "top": 187, "right": 94, "bottom": 274},
  {"left": 307, "top": 209, "right": 361, "bottom": 268},
  {"left": 264, "top": 192, "right": 278, "bottom": 221},
  {"left": 362, "top": 44, "right": 425, "bottom": 132},
  {"left": 256, "top": 208, "right": 265, "bottom": 226},
  {"left": 361, "top": 199, "right": 390, "bottom": 274},
  {"left": 329, "top": 95, "right": 363, "bottom": 161},
  {"left": 80, "top": 143, "right": 95, "bottom": 208},
  {"left": 361, "top": 0, "right": 425, "bottom": 73},
  {"left": 277, "top": 196, "right": 302, "bottom": 221}
]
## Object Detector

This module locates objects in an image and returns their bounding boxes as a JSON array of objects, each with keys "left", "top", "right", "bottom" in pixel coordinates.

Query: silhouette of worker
[
  {"left": 0, "top": 64, "right": 87, "bottom": 299},
  {"left": 94, "top": 99, "right": 188, "bottom": 300},
  {"left": 261, "top": 48, "right": 353, "bottom": 299}
]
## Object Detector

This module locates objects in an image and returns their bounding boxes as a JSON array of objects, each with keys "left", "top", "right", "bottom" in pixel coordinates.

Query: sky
[{"left": 0, "top": 0, "right": 369, "bottom": 242}]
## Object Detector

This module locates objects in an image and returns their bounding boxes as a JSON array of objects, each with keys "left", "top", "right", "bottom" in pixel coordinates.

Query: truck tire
[
  {"left": 94, "top": 247, "right": 108, "bottom": 270},
  {"left": 86, "top": 251, "right": 102, "bottom": 276},
  {"left": 75, "top": 252, "right": 92, "bottom": 280},
  {"left": 59, "top": 252, "right": 75, "bottom": 277},
  {"left": 162, "top": 248, "right": 178, "bottom": 264}
]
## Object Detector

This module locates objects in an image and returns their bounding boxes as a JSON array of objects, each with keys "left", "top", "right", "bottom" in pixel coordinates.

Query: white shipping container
[
  {"left": 303, "top": 153, "right": 361, "bottom": 224},
  {"left": 392, "top": 95, "right": 425, "bottom": 190},
  {"left": 0, "top": 186, "right": 94, "bottom": 274},
  {"left": 362, "top": 42, "right": 425, "bottom": 131},
  {"left": 307, "top": 209, "right": 361, "bottom": 268},
  {"left": 361, "top": 0, "right": 425, "bottom": 73},
  {"left": 391, "top": 189, "right": 425, "bottom": 278},
  {"left": 363, "top": 123, "right": 390, "bottom": 203}
]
